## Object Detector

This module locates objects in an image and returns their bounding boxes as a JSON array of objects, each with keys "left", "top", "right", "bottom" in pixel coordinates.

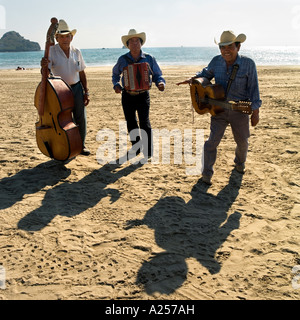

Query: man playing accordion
[{"left": 112, "top": 29, "right": 166, "bottom": 159}]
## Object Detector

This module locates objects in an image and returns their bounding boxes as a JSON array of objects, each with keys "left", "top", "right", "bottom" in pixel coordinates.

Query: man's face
[
  {"left": 220, "top": 43, "right": 240, "bottom": 65},
  {"left": 56, "top": 33, "right": 73, "bottom": 50},
  {"left": 128, "top": 37, "right": 142, "bottom": 53}
]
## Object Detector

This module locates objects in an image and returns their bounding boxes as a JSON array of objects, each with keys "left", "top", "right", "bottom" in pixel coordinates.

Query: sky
[{"left": 0, "top": 0, "right": 299, "bottom": 49}]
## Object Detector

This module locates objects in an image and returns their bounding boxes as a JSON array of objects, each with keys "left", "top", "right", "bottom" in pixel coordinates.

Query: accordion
[{"left": 123, "top": 63, "right": 151, "bottom": 92}]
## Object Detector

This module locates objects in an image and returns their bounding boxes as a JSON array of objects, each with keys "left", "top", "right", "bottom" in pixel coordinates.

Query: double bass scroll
[{"left": 38, "top": 18, "right": 58, "bottom": 117}]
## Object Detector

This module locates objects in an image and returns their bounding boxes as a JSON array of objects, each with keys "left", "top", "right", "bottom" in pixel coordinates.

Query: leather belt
[{"left": 125, "top": 90, "right": 148, "bottom": 96}]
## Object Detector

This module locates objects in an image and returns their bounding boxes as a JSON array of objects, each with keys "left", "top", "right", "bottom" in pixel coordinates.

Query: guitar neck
[
  {"left": 200, "top": 97, "right": 252, "bottom": 115},
  {"left": 204, "top": 97, "right": 251, "bottom": 113},
  {"left": 205, "top": 97, "right": 235, "bottom": 110}
]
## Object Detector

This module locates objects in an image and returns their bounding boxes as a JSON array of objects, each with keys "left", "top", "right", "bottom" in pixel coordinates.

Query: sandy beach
[{"left": 0, "top": 65, "right": 299, "bottom": 300}]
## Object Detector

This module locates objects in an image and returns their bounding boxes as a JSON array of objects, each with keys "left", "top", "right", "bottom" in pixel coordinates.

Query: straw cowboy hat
[
  {"left": 214, "top": 30, "right": 246, "bottom": 46},
  {"left": 122, "top": 29, "right": 146, "bottom": 48},
  {"left": 56, "top": 19, "right": 77, "bottom": 37}
]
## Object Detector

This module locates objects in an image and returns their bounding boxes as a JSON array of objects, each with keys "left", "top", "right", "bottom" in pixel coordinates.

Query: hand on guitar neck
[
  {"left": 251, "top": 109, "right": 259, "bottom": 127},
  {"left": 176, "top": 76, "right": 210, "bottom": 87}
]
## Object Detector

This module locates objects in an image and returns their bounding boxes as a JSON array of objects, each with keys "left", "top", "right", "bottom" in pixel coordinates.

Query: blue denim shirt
[
  {"left": 196, "top": 54, "right": 262, "bottom": 110},
  {"left": 112, "top": 50, "right": 166, "bottom": 89}
]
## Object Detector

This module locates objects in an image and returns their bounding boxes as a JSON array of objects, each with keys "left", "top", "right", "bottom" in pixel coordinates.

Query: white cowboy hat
[
  {"left": 122, "top": 29, "right": 146, "bottom": 48},
  {"left": 56, "top": 19, "right": 77, "bottom": 37},
  {"left": 214, "top": 30, "right": 246, "bottom": 46}
]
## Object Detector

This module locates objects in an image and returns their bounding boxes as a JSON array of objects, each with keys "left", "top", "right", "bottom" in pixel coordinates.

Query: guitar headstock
[
  {"left": 238, "top": 101, "right": 252, "bottom": 107},
  {"left": 46, "top": 18, "right": 59, "bottom": 45},
  {"left": 231, "top": 100, "right": 253, "bottom": 115}
]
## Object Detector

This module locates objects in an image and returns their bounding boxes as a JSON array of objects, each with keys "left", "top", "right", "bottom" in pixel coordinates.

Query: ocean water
[{"left": 0, "top": 46, "right": 299, "bottom": 70}]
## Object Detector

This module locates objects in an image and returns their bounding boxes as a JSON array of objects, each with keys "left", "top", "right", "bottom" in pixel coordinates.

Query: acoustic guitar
[{"left": 190, "top": 78, "right": 252, "bottom": 116}]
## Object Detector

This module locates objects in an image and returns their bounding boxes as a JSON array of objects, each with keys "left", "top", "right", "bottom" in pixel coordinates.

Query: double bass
[{"left": 34, "top": 18, "right": 83, "bottom": 161}]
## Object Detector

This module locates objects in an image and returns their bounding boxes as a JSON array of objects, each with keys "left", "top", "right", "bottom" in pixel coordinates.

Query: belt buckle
[{"left": 127, "top": 90, "right": 143, "bottom": 96}]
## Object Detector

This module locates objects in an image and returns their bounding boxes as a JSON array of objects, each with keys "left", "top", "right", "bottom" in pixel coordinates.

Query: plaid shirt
[{"left": 196, "top": 54, "right": 262, "bottom": 110}]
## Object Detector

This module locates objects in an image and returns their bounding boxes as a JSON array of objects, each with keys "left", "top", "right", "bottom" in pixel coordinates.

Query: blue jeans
[{"left": 203, "top": 110, "right": 250, "bottom": 177}]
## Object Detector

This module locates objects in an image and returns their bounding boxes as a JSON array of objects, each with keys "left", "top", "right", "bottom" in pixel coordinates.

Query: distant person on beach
[
  {"left": 112, "top": 29, "right": 166, "bottom": 159},
  {"left": 177, "top": 31, "right": 262, "bottom": 185},
  {"left": 41, "top": 19, "right": 90, "bottom": 156}
]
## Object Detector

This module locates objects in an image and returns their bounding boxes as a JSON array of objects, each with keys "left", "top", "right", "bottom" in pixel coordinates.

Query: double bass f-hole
[{"left": 50, "top": 114, "right": 58, "bottom": 134}]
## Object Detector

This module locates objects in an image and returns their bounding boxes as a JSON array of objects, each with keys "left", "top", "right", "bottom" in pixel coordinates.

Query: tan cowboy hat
[
  {"left": 122, "top": 29, "right": 146, "bottom": 48},
  {"left": 56, "top": 19, "right": 77, "bottom": 37},
  {"left": 214, "top": 30, "right": 246, "bottom": 46}
]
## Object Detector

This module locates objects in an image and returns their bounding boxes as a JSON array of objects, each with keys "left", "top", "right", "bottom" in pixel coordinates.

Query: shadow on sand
[
  {"left": 126, "top": 169, "right": 243, "bottom": 295},
  {"left": 0, "top": 161, "right": 71, "bottom": 210},
  {"left": 17, "top": 159, "right": 143, "bottom": 231}
]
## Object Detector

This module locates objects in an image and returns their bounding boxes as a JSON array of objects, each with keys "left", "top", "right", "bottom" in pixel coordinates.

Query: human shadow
[
  {"left": 0, "top": 161, "right": 71, "bottom": 210},
  {"left": 125, "top": 169, "right": 243, "bottom": 295},
  {"left": 18, "top": 159, "right": 144, "bottom": 232}
]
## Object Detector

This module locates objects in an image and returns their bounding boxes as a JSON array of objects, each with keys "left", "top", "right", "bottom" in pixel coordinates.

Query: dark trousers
[
  {"left": 122, "top": 91, "right": 152, "bottom": 156},
  {"left": 71, "top": 82, "right": 87, "bottom": 145},
  {"left": 203, "top": 110, "right": 250, "bottom": 177}
]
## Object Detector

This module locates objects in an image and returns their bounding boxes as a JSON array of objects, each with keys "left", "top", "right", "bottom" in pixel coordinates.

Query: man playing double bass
[
  {"left": 178, "top": 31, "right": 261, "bottom": 185},
  {"left": 41, "top": 19, "right": 90, "bottom": 156}
]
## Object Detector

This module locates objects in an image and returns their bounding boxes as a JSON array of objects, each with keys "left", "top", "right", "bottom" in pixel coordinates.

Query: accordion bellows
[{"left": 123, "top": 63, "right": 151, "bottom": 92}]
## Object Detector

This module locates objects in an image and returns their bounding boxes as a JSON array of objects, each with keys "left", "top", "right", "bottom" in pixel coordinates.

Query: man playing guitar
[{"left": 178, "top": 31, "right": 261, "bottom": 184}]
